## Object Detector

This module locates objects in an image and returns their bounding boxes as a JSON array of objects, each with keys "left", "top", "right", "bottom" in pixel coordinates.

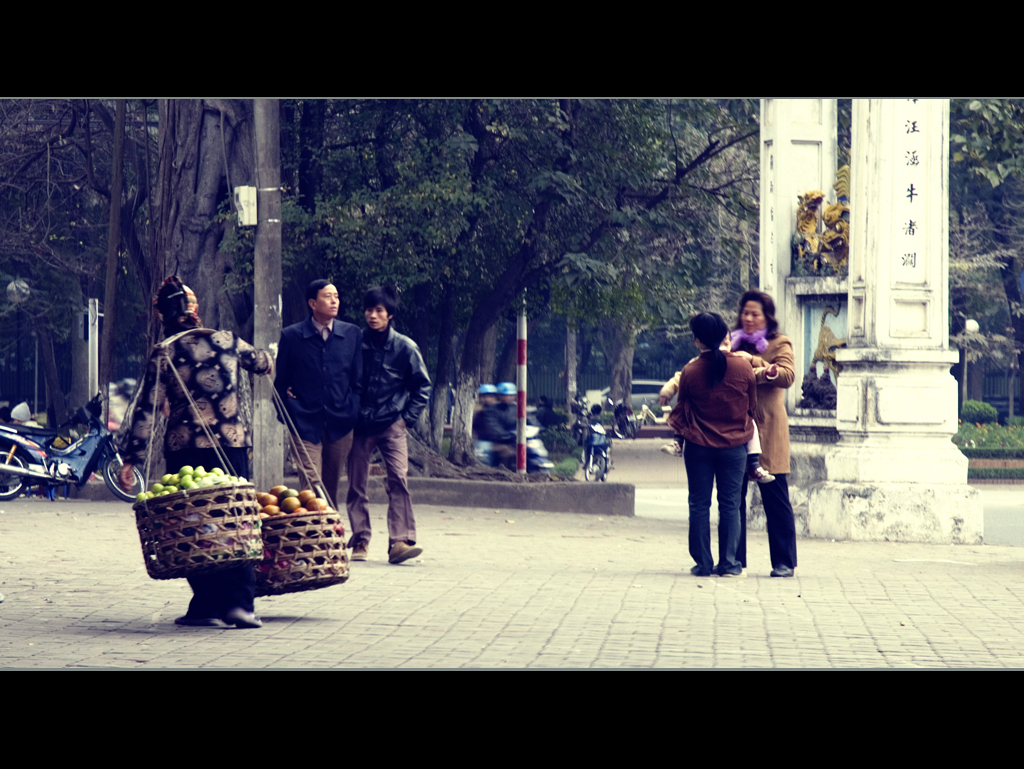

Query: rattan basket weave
[
  {"left": 255, "top": 511, "right": 349, "bottom": 597},
  {"left": 134, "top": 483, "right": 263, "bottom": 580}
]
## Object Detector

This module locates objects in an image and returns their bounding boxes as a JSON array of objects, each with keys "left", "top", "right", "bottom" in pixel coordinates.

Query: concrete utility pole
[
  {"left": 517, "top": 295, "right": 527, "bottom": 474},
  {"left": 99, "top": 99, "right": 126, "bottom": 421},
  {"left": 252, "top": 99, "right": 283, "bottom": 490}
]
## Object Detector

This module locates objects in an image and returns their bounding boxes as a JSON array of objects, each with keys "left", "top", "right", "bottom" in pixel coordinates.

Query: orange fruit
[
  {"left": 298, "top": 490, "right": 317, "bottom": 505},
  {"left": 269, "top": 485, "right": 288, "bottom": 497},
  {"left": 279, "top": 489, "right": 299, "bottom": 501},
  {"left": 292, "top": 507, "right": 308, "bottom": 516},
  {"left": 280, "top": 497, "right": 301, "bottom": 513},
  {"left": 262, "top": 505, "right": 281, "bottom": 516}
]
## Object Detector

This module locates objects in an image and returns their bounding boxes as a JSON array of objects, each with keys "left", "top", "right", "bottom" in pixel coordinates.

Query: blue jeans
[{"left": 683, "top": 442, "right": 745, "bottom": 576}]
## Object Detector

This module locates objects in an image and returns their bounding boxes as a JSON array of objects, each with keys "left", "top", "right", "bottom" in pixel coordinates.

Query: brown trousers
[
  {"left": 346, "top": 418, "right": 416, "bottom": 548},
  {"left": 292, "top": 429, "right": 353, "bottom": 511}
]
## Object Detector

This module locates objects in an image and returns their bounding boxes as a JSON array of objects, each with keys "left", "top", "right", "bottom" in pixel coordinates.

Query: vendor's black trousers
[
  {"left": 165, "top": 447, "right": 255, "bottom": 618},
  {"left": 737, "top": 473, "right": 798, "bottom": 572}
]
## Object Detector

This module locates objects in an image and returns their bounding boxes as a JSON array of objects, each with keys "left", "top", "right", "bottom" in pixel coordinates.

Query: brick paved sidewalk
[{"left": 1, "top": 498, "right": 1023, "bottom": 669}]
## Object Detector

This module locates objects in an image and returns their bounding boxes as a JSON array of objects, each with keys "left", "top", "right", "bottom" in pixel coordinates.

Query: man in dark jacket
[
  {"left": 275, "top": 280, "right": 362, "bottom": 509},
  {"left": 346, "top": 286, "right": 432, "bottom": 564}
]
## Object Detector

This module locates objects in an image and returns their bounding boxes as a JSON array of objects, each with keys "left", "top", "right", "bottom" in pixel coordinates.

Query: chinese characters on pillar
[
  {"left": 764, "top": 142, "right": 776, "bottom": 286},
  {"left": 895, "top": 99, "right": 925, "bottom": 282}
]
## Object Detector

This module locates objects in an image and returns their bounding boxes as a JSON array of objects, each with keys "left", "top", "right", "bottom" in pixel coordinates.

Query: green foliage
[
  {"left": 967, "top": 467, "right": 1024, "bottom": 479},
  {"left": 958, "top": 446, "right": 1024, "bottom": 458},
  {"left": 1005, "top": 416, "right": 1024, "bottom": 427},
  {"left": 551, "top": 457, "right": 580, "bottom": 478},
  {"left": 960, "top": 399, "right": 999, "bottom": 424},
  {"left": 953, "top": 421, "right": 1024, "bottom": 449},
  {"left": 950, "top": 99, "right": 1024, "bottom": 188},
  {"left": 547, "top": 409, "right": 571, "bottom": 428},
  {"left": 539, "top": 425, "right": 577, "bottom": 457}
]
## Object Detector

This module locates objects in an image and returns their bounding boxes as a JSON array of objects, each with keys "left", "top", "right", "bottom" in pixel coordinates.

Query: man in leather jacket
[{"left": 346, "top": 286, "right": 432, "bottom": 565}]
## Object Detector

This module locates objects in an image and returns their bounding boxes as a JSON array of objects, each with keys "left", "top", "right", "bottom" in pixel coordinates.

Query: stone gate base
[
  {"left": 743, "top": 426, "right": 983, "bottom": 545},
  {"left": 805, "top": 481, "right": 982, "bottom": 544}
]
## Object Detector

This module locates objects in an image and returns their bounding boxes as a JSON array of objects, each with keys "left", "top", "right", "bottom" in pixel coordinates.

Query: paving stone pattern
[{"left": 1, "top": 499, "right": 1023, "bottom": 669}]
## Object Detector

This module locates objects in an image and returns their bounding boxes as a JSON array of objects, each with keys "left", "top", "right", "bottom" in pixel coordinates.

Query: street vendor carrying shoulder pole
[{"left": 119, "top": 276, "right": 274, "bottom": 629}]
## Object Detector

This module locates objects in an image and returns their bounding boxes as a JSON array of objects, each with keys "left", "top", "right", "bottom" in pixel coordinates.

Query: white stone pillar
[
  {"left": 759, "top": 99, "right": 838, "bottom": 413},
  {"left": 808, "top": 99, "right": 983, "bottom": 544}
]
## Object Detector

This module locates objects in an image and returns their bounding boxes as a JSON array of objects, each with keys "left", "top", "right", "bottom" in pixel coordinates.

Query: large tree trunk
[
  {"left": 449, "top": 363, "right": 481, "bottom": 466},
  {"left": 153, "top": 99, "right": 256, "bottom": 331},
  {"left": 607, "top": 322, "right": 636, "bottom": 407},
  {"left": 565, "top": 324, "right": 578, "bottom": 413},
  {"left": 429, "top": 286, "right": 457, "bottom": 452},
  {"left": 33, "top": 316, "right": 68, "bottom": 429},
  {"left": 298, "top": 99, "right": 325, "bottom": 214},
  {"left": 479, "top": 322, "right": 497, "bottom": 386}
]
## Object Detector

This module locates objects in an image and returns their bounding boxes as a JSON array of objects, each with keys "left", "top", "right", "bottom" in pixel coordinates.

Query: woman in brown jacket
[
  {"left": 668, "top": 313, "right": 757, "bottom": 578},
  {"left": 729, "top": 289, "right": 798, "bottom": 577}
]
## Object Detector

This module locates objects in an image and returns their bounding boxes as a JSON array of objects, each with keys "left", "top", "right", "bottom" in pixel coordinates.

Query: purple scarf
[{"left": 731, "top": 328, "right": 768, "bottom": 353}]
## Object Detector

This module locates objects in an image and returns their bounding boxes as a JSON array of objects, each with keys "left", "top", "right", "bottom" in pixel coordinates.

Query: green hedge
[
  {"left": 961, "top": 399, "right": 999, "bottom": 424},
  {"left": 960, "top": 447, "right": 1024, "bottom": 459},
  {"left": 968, "top": 467, "right": 1024, "bottom": 479},
  {"left": 552, "top": 457, "right": 580, "bottom": 478},
  {"left": 540, "top": 426, "right": 578, "bottom": 457}
]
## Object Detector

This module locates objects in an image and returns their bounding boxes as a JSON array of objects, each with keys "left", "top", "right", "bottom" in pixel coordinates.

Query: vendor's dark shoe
[
  {"left": 770, "top": 566, "right": 795, "bottom": 578},
  {"left": 175, "top": 616, "right": 228, "bottom": 628},
  {"left": 388, "top": 541, "right": 423, "bottom": 564},
  {"left": 224, "top": 608, "right": 263, "bottom": 629},
  {"left": 690, "top": 565, "right": 712, "bottom": 577},
  {"left": 350, "top": 543, "right": 368, "bottom": 561}
]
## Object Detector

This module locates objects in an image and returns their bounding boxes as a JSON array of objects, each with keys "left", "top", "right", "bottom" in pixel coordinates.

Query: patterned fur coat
[{"left": 125, "top": 329, "right": 273, "bottom": 466}]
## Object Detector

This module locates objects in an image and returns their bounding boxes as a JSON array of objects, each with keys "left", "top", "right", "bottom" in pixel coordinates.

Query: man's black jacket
[
  {"left": 356, "top": 325, "right": 432, "bottom": 436},
  {"left": 274, "top": 318, "right": 362, "bottom": 443}
]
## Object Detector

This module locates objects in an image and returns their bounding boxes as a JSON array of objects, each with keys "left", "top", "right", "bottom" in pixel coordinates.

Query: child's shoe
[{"left": 749, "top": 466, "right": 775, "bottom": 484}]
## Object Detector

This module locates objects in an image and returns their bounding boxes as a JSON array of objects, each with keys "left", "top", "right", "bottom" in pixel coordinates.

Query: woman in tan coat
[{"left": 729, "top": 289, "right": 797, "bottom": 577}]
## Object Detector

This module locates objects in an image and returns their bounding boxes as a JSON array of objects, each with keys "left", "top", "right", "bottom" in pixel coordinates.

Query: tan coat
[
  {"left": 660, "top": 335, "right": 795, "bottom": 474},
  {"left": 736, "top": 335, "right": 795, "bottom": 475}
]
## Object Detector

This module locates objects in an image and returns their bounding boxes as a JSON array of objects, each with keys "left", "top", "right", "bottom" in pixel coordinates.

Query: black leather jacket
[{"left": 356, "top": 326, "right": 432, "bottom": 436}]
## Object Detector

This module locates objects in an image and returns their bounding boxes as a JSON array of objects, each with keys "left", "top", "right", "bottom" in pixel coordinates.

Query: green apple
[
  {"left": 178, "top": 465, "right": 194, "bottom": 476},
  {"left": 151, "top": 483, "right": 165, "bottom": 493}
]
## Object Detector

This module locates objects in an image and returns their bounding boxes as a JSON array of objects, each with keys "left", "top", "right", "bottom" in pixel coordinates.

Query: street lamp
[
  {"left": 6, "top": 278, "right": 29, "bottom": 305},
  {"left": 963, "top": 319, "right": 979, "bottom": 408}
]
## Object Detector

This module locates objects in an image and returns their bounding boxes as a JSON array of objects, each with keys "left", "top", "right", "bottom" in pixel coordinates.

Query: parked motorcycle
[
  {"left": 0, "top": 394, "right": 145, "bottom": 502},
  {"left": 570, "top": 395, "right": 591, "bottom": 447},
  {"left": 583, "top": 403, "right": 611, "bottom": 482},
  {"left": 611, "top": 398, "right": 639, "bottom": 440}
]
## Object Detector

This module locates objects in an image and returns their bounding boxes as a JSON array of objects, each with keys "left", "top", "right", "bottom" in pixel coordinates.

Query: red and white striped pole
[{"left": 517, "top": 294, "right": 527, "bottom": 474}]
